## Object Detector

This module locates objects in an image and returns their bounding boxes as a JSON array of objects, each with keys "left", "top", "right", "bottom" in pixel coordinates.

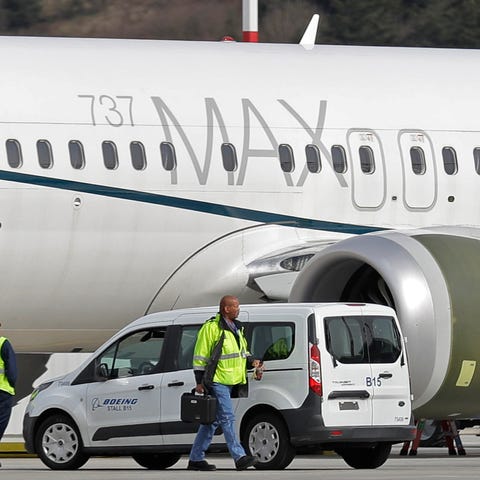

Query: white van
[{"left": 23, "top": 303, "right": 414, "bottom": 470}]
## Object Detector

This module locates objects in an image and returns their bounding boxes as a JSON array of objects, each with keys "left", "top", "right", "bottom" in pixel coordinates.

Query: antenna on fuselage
[{"left": 300, "top": 14, "right": 320, "bottom": 50}]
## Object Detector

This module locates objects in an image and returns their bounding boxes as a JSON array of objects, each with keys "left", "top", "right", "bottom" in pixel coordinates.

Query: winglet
[{"left": 300, "top": 14, "right": 319, "bottom": 50}]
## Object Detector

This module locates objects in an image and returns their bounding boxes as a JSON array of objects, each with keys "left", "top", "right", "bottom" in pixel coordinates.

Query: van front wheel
[
  {"left": 35, "top": 414, "right": 89, "bottom": 470},
  {"left": 243, "top": 413, "right": 295, "bottom": 470},
  {"left": 337, "top": 443, "right": 392, "bottom": 469}
]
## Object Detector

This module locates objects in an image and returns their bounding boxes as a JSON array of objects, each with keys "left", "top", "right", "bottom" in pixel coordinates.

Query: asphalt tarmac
[{"left": 1, "top": 440, "right": 480, "bottom": 480}]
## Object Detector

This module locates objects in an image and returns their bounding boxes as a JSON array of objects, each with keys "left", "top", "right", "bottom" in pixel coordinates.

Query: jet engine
[{"left": 290, "top": 226, "right": 480, "bottom": 419}]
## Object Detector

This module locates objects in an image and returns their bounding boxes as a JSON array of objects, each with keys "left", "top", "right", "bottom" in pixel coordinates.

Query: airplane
[{"left": 0, "top": 33, "right": 479, "bottom": 433}]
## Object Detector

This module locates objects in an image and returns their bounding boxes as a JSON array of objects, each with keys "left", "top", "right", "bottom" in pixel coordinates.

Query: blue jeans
[
  {"left": 0, "top": 391, "right": 13, "bottom": 440},
  {"left": 189, "top": 383, "right": 246, "bottom": 462}
]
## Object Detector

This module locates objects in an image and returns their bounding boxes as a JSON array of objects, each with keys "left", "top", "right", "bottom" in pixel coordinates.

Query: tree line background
[{"left": 2, "top": 0, "right": 480, "bottom": 48}]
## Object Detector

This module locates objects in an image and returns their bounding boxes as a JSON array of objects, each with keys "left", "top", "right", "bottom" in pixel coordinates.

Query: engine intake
[{"left": 290, "top": 227, "right": 480, "bottom": 419}]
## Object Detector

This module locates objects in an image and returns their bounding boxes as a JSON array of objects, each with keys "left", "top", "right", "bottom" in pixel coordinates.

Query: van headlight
[{"left": 30, "top": 381, "right": 54, "bottom": 401}]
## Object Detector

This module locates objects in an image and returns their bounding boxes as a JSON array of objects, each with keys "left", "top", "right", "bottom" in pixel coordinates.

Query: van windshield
[{"left": 324, "top": 315, "right": 401, "bottom": 364}]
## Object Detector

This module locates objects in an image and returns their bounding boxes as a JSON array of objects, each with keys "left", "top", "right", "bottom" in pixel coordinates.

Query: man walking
[
  {"left": 0, "top": 322, "right": 17, "bottom": 468},
  {"left": 188, "top": 295, "right": 262, "bottom": 471}
]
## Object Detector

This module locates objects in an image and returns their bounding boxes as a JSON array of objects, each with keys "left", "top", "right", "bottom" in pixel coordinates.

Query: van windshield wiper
[
  {"left": 341, "top": 317, "right": 355, "bottom": 357},
  {"left": 325, "top": 326, "right": 338, "bottom": 367},
  {"left": 363, "top": 322, "right": 373, "bottom": 363}
]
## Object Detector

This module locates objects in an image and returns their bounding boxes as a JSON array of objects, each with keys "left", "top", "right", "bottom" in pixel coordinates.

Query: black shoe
[
  {"left": 187, "top": 460, "right": 216, "bottom": 471},
  {"left": 235, "top": 455, "right": 257, "bottom": 470}
]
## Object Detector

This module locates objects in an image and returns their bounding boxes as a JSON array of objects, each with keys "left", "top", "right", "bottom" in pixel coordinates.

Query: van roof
[{"left": 125, "top": 302, "right": 395, "bottom": 330}]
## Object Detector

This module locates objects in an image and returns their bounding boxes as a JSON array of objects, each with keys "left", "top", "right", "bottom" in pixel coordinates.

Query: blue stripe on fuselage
[{"left": 0, "top": 170, "right": 383, "bottom": 234}]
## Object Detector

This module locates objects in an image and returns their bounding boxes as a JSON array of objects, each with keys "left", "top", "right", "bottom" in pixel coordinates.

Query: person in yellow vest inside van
[{"left": 0, "top": 322, "right": 17, "bottom": 468}]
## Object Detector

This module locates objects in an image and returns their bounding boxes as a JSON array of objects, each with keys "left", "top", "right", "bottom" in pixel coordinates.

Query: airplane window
[
  {"left": 130, "top": 141, "right": 146, "bottom": 171},
  {"left": 68, "top": 140, "right": 85, "bottom": 170},
  {"left": 442, "top": 147, "right": 458, "bottom": 175},
  {"left": 37, "top": 140, "right": 53, "bottom": 169},
  {"left": 473, "top": 148, "right": 480, "bottom": 174},
  {"left": 221, "top": 143, "right": 237, "bottom": 172},
  {"left": 279, "top": 144, "right": 295, "bottom": 173},
  {"left": 331, "top": 145, "right": 347, "bottom": 173},
  {"left": 305, "top": 144, "right": 321, "bottom": 173},
  {"left": 359, "top": 146, "right": 375, "bottom": 174},
  {"left": 160, "top": 142, "right": 177, "bottom": 171},
  {"left": 410, "top": 146, "right": 426, "bottom": 175},
  {"left": 102, "top": 141, "right": 118, "bottom": 170},
  {"left": 6, "top": 139, "right": 22, "bottom": 168}
]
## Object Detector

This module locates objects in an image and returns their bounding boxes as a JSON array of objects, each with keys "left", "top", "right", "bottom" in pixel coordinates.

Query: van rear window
[{"left": 324, "top": 315, "right": 401, "bottom": 364}]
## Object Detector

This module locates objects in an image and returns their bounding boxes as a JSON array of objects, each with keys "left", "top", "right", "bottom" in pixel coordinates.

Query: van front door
[{"left": 85, "top": 328, "right": 166, "bottom": 447}]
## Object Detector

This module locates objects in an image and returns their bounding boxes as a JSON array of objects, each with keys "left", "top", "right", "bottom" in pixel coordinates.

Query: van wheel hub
[
  {"left": 42, "top": 423, "right": 79, "bottom": 463},
  {"left": 248, "top": 421, "right": 280, "bottom": 462}
]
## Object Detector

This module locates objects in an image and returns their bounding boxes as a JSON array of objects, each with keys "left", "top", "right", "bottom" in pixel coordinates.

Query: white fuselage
[{"left": 0, "top": 36, "right": 477, "bottom": 351}]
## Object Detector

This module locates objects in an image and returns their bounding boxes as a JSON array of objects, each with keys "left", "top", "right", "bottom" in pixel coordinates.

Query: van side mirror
[{"left": 96, "top": 362, "right": 109, "bottom": 381}]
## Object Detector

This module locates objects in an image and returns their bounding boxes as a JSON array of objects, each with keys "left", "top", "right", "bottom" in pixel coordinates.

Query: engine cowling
[{"left": 290, "top": 226, "right": 480, "bottom": 419}]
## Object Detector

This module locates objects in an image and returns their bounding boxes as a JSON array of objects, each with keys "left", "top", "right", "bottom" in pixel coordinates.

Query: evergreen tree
[
  {"left": 314, "top": 0, "right": 480, "bottom": 48},
  {"left": 4, "top": 0, "right": 41, "bottom": 29}
]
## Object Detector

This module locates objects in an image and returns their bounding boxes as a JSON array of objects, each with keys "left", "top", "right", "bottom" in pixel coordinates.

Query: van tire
[
  {"left": 243, "top": 413, "right": 295, "bottom": 470},
  {"left": 132, "top": 453, "right": 181, "bottom": 469},
  {"left": 35, "top": 414, "right": 89, "bottom": 470},
  {"left": 337, "top": 443, "right": 392, "bottom": 469}
]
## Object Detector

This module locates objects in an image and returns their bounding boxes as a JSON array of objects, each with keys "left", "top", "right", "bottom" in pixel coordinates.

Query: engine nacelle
[{"left": 290, "top": 226, "right": 480, "bottom": 419}]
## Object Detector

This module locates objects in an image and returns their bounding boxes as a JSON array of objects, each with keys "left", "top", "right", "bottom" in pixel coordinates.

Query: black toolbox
[{"left": 181, "top": 392, "right": 217, "bottom": 424}]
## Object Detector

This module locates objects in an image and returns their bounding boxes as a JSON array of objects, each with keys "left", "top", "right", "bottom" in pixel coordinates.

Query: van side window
[
  {"left": 96, "top": 328, "right": 166, "bottom": 379},
  {"left": 325, "top": 315, "right": 401, "bottom": 364},
  {"left": 177, "top": 325, "right": 201, "bottom": 370},
  {"left": 249, "top": 323, "right": 295, "bottom": 361}
]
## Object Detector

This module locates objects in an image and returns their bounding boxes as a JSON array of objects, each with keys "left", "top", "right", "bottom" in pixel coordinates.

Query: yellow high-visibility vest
[
  {"left": 193, "top": 314, "right": 250, "bottom": 386},
  {"left": 0, "top": 337, "right": 15, "bottom": 395}
]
